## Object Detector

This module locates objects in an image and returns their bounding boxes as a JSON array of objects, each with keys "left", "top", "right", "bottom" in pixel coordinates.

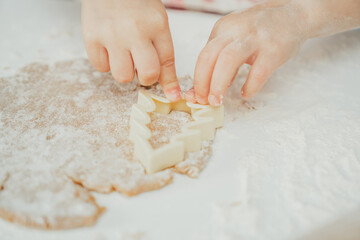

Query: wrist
[
  {"left": 287, "top": 0, "right": 315, "bottom": 40},
  {"left": 290, "top": 0, "right": 360, "bottom": 39}
]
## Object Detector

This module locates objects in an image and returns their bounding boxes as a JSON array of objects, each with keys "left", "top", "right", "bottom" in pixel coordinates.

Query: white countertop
[{"left": 0, "top": 1, "right": 360, "bottom": 240}]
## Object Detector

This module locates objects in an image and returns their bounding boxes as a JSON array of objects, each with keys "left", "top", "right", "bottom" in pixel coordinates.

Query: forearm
[{"left": 295, "top": 0, "right": 360, "bottom": 38}]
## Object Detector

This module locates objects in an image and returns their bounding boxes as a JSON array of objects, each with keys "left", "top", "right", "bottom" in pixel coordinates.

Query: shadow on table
[{"left": 298, "top": 208, "right": 360, "bottom": 240}]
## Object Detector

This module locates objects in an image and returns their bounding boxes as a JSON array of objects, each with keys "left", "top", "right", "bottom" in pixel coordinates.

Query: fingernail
[
  {"left": 185, "top": 90, "right": 194, "bottom": 98},
  {"left": 208, "top": 94, "right": 222, "bottom": 106},
  {"left": 185, "top": 90, "right": 196, "bottom": 103},
  {"left": 166, "top": 88, "right": 181, "bottom": 102},
  {"left": 241, "top": 89, "right": 246, "bottom": 98},
  {"left": 195, "top": 95, "right": 208, "bottom": 105},
  {"left": 241, "top": 89, "right": 251, "bottom": 99}
]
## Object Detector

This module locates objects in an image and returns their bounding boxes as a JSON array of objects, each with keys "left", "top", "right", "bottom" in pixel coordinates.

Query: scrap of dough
[
  {"left": 0, "top": 171, "right": 104, "bottom": 229},
  {"left": 129, "top": 90, "right": 224, "bottom": 173}
]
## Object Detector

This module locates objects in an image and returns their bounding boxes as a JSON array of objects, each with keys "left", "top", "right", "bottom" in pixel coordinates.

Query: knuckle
[
  {"left": 260, "top": 33, "right": 288, "bottom": 53},
  {"left": 211, "top": 19, "right": 226, "bottom": 37},
  {"left": 139, "top": 70, "right": 160, "bottom": 85},
  {"left": 88, "top": 51, "right": 109, "bottom": 72},
  {"left": 271, "top": 39, "right": 286, "bottom": 52},
  {"left": 84, "top": 38, "right": 100, "bottom": 52},
  {"left": 97, "top": 19, "right": 117, "bottom": 38},
  {"left": 104, "top": 26, "right": 116, "bottom": 39},
  {"left": 83, "top": 35, "right": 95, "bottom": 45},
  {"left": 193, "top": 85, "right": 207, "bottom": 98},
  {"left": 210, "top": 26, "right": 220, "bottom": 37},
  {"left": 214, "top": 17, "right": 225, "bottom": 29},
  {"left": 213, "top": 15, "right": 231, "bottom": 32},
  {"left": 251, "top": 66, "right": 269, "bottom": 82},
  {"left": 160, "top": 56, "right": 175, "bottom": 68},
  {"left": 150, "top": 11, "right": 168, "bottom": 30},
  {"left": 96, "top": 64, "right": 110, "bottom": 73},
  {"left": 220, "top": 49, "right": 238, "bottom": 63},
  {"left": 198, "top": 49, "right": 212, "bottom": 62},
  {"left": 113, "top": 71, "right": 134, "bottom": 83},
  {"left": 162, "top": 78, "right": 178, "bottom": 90},
  {"left": 82, "top": 28, "right": 97, "bottom": 42}
]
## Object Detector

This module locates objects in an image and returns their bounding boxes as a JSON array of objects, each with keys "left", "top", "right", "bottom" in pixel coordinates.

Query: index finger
[
  {"left": 153, "top": 29, "right": 181, "bottom": 102},
  {"left": 193, "top": 37, "right": 232, "bottom": 104}
]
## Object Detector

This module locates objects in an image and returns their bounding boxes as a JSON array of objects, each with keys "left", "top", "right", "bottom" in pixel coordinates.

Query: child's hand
[
  {"left": 186, "top": 0, "right": 360, "bottom": 106},
  {"left": 186, "top": 0, "right": 307, "bottom": 105},
  {"left": 82, "top": 0, "right": 181, "bottom": 101}
]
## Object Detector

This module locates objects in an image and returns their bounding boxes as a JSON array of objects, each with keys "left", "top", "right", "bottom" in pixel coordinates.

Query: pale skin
[
  {"left": 82, "top": 0, "right": 182, "bottom": 101},
  {"left": 82, "top": 0, "right": 360, "bottom": 106}
]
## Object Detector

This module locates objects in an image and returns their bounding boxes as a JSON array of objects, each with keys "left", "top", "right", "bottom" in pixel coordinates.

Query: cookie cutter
[{"left": 129, "top": 90, "right": 224, "bottom": 174}]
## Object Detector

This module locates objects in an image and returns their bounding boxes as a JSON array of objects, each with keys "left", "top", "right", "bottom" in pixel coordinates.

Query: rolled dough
[{"left": 0, "top": 59, "right": 213, "bottom": 229}]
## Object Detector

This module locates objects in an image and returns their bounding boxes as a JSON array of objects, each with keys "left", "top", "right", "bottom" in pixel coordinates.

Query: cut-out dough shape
[{"left": 129, "top": 90, "right": 224, "bottom": 174}]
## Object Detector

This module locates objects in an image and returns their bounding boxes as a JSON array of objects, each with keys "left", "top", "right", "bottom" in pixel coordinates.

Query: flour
[
  {"left": 1, "top": 1, "right": 360, "bottom": 239},
  {"left": 148, "top": 111, "right": 192, "bottom": 148},
  {"left": 176, "top": 141, "right": 213, "bottom": 177},
  {"left": 0, "top": 59, "right": 214, "bottom": 229}
]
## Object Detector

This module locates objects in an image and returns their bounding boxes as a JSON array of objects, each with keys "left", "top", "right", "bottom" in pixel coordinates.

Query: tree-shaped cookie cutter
[{"left": 129, "top": 90, "right": 224, "bottom": 174}]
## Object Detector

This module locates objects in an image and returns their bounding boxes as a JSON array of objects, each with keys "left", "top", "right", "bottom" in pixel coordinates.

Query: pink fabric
[{"left": 162, "top": 0, "right": 263, "bottom": 14}]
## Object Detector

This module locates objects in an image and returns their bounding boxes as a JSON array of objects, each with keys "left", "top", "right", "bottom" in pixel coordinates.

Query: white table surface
[{"left": 0, "top": 1, "right": 360, "bottom": 240}]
